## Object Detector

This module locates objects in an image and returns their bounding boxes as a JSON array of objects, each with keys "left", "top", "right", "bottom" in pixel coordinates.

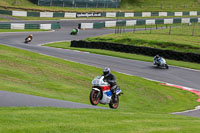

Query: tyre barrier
[
  {"left": 79, "top": 17, "right": 200, "bottom": 29},
  {"left": 0, "top": 9, "right": 200, "bottom": 18},
  {"left": 0, "top": 22, "right": 60, "bottom": 30},
  {"left": 71, "top": 40, "right": 200, "bottom": 63}
]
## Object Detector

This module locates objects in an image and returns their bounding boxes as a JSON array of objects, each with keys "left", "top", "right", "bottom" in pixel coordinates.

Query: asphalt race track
[
  {"left": 0, "top": 90, "right": 107, "bottom": 109},
  {"left": 0, "top": 19, "right": 200, "bottom": 117}
]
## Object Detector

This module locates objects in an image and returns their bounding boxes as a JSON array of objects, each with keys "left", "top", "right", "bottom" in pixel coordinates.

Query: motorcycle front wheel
[
  {"left": 70, "top": 32, "right": 77, "bottom": 35},
  {"left": 109, "top": 95, "right": 119, "bottom": 109},
  {"left": 165, "top": 64, "right": 169, "bottom": 69},
  {"left": 89, "top": 90, "right": 100, "bottom": 105}
]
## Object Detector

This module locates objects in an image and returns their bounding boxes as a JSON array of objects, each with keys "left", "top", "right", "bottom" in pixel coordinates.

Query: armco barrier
[
  {"left": 0, "top": 10, "right": 12, "bottom": 15},
  {"left": 27, "top": 12, "right": 40, "bottom": 17},
  {"left": 0, "top": 24, "right": 11, "bottom": 29},
  {"left": 0, "top": 23, "right": 60, "bottom": 30},
  {"left": 71, "top": 40, "right": 200, "bottom": 63},
  {"left": 0, "top": 9, "right": 200, "bottom": 18},
  {"left": 25, "top": 24, "right": 40, "bottom": 29},
  {"left": 51, "top": 22, "right": 61, "bottom": 29},
  {"left": 79, "top": 17, "right": 200, "bottom": 29}
]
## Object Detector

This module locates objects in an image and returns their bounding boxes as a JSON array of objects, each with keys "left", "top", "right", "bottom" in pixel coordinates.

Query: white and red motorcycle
[{"left": 89, "top": 76, "right": 123, "bottom": 109}]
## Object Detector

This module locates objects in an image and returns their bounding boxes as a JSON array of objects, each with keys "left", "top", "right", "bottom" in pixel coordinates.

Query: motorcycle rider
[
  {"left": 153, "top": 54, "right": 161, "bottom": 65},
  {"left": 71, "top": 27, "right": 79, "bottom": 35},
  {"left": 102, "top": 67, "right": 118, "bottom": 102},
  {"left": 25, "top": 34, "right": 33, "bottom": 43},
  {"left": 75, "top": 27, "right": 79, "bottom": 33}
]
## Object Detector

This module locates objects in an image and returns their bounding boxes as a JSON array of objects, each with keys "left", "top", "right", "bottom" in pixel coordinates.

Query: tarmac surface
[{"left": 0, "top": 90, "right": 107, "bottom": 109}]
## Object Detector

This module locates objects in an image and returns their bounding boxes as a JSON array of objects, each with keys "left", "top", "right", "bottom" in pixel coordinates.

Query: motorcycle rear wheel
[
  {"left": 109, "top": 95, "right": 119, "bottom": 109},
  {"left": 89, "top": 90, "right": 100, "bottom": 105}
]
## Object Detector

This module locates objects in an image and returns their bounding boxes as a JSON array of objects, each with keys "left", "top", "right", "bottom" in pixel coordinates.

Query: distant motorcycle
[
  {"left": 24, "top": 34, "right": 32, "bottom": 43},
  {"left": 89, "top": 76, "right": 123, "bottom": 109},
  {"left": 70, "top": 28, "right": 79, "bottom": 35},
  {"left": 153, "top": 57, "right": 169, "bottom": 69}
]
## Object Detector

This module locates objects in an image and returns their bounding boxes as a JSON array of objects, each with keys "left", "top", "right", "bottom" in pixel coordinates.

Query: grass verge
[
  {"left": 0, "top": 17, "right": 9, "bottom": 21},
  {"left": 44, "top": 41, "right": 200, "bottom": 70},
  {"left": 86, "top": 24, "right": 200, "bottom": 54},
  {"left": 106, "top": 23, "right": 190, "bottom": 29},
  {"left": 0, "top": 107, "right": 200, "bottom": 133},
  {"left": 0, "top": 44, "right": 200, "bottom": 132},
  {"left": 1, "top": 43, "right": 198, "bottom": 112}
]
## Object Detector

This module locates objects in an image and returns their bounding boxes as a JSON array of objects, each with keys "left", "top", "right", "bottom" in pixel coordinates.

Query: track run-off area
[{"left": 0, "top": 19, "right": 200, "bottom": 117}]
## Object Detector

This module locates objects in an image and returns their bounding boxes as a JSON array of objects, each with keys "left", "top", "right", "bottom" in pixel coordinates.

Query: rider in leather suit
[
  {"left": 103, "top": 67, "right": 117, "bottom": 101},
  {"left": 153, "top": 54, "right": 161, "bottom": 65}
]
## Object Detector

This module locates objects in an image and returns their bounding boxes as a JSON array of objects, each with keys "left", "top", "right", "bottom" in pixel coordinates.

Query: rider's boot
[
  {"left": 111, "top": 85, "right": 118, "bottom": 103},
  {"left": 112, "top": 91, "right": 118, "bottom": 103},
  {"left": 114, "top": 95, "right": 118, "bottom": 103}
]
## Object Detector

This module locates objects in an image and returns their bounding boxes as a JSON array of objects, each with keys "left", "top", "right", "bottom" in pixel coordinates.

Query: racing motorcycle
[
  {"left": 153, "top": 57, "right": 169, "bottom": 69},
  {"left": 89, "top": 76, "right": 123, "bottom": 109},
  {"left": 70, "top": 28, "right": 79, "bottom": 35},
  {"left": 24, "top": 35, "right": 32, "bottom": 43}
]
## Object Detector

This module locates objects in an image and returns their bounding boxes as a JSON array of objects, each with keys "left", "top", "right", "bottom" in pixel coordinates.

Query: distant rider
[
  {"left": 75, "top": 27, "right": 79, "bottom": 33},
  {"left": 153, "top": 54, "right": 161, "bottom": 65},
  {"left": 102, "top": 67, "right": 118, "bottom": 102},
  {"left": 71, "top": 27, "right": 79, "bottom": 35},
  {"left": 25, "top": 34, "right": 33, "bottom": 43}
]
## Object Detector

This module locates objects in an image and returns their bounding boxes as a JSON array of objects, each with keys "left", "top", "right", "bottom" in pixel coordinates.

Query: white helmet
[{"left": 103, "top": 67, "right": 111, "bottom": 77}]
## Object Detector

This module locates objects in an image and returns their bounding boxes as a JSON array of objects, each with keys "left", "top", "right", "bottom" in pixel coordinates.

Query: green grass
[
  {"left": 0, "top": 44, "right": 200, "bottom": 132},
  {"left": 0, "top": 107, "right": 200, "bottom": 133},
  {"left": 121, "top": 0, "right": 200, "bottom": 11},
  {"left": 44, "top": 41, "right": 200, "bottom": 70},
  {"left": 0, "top": 17, "right": 9, "bottom": 21},
  {"left": 86, "top": 24, "right": 200, "bottom": 54},
  {"left": 0, "top": 29, "right": 49, "bottom": 32},
  {"left": 2, "top": 43, "right": 198, "bottom": 112},
  {"left": 0, "top": 0, "right": 200, "bottom": 12},
  {"left": 0, "top": 0, "right": 33, "bottom": 6},
  {"left": 107, "top": 23, "right": 190, "bottom": 29}
]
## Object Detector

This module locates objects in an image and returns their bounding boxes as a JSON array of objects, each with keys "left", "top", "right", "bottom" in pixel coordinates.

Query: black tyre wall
[{"left": 71, "top": 40, "right": 200, "bottom": 63}]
